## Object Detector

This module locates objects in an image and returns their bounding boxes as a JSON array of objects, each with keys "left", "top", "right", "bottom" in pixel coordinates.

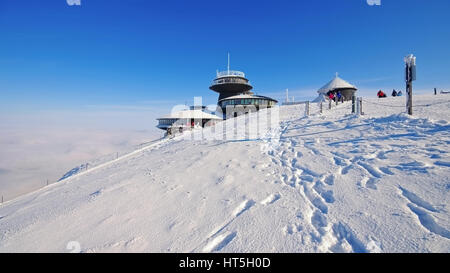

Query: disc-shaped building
[
  {"left": 210, "top": 66, "right": 277, "bottom": 117},
  {"left": 156, "top": 107, "right": 222, "bottom": 133}
]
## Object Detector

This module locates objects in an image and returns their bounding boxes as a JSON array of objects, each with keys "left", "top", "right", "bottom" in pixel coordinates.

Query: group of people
[
  {"left": 377, "top": 89, "right": 403, "bottom": 98},
  {"left": 391, "top": 89, "right": 403, "bottom": 97},
  {"left": 328, "top": 91, "right": 343, "bottom": 102},
  {"left": 166, "top": 120, "right": 209, "bottom": 137}
]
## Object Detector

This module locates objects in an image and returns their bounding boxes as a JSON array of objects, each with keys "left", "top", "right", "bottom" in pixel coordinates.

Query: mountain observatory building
[{"left": 210, "top": 56, "right": 278, "bottom": 118}]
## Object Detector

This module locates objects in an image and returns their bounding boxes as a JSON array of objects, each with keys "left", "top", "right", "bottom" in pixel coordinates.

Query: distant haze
[{"left": 0, "top": 107, "right": 164, "bottom": 202}]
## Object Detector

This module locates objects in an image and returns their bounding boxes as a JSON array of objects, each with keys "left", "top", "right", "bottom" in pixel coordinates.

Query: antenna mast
[{"left": 227, "top": 53, "right": 230, "bottom": 73}]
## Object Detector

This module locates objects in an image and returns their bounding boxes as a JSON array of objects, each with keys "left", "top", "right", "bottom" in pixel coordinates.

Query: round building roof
[
  {"left": 218, "top": 94, "right": 278, "bottom": 103},
  {"left": 317, "top": 75, "right": 357, "bottom": 94}
]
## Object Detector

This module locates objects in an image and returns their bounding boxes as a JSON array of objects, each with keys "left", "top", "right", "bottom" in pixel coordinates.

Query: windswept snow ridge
[{"left": 0, "top": 94, "right": 449, "bottom": 252}]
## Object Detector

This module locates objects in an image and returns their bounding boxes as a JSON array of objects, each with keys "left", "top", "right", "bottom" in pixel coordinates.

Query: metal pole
[
  {"left": 320, "top": 102, "right": 323, "bottom": 114},
  {"left": 227, "top": 52, "right": 230, "bottom": 73},
  {"left": 305, "top": 101, "right": 310, "bottom": 116}
]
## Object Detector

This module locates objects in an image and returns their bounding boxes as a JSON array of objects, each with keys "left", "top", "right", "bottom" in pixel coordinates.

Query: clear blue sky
[{"left": 1, "top": 0, "right": 449, "bottom": 113}]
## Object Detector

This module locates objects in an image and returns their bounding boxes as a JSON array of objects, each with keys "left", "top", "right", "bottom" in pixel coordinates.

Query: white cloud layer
[{"left": 0, "top": 108, "right": 164, "bottom": 202}]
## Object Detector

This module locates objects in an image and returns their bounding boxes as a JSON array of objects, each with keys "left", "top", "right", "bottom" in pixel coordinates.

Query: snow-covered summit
[{"left": 0, "top": 94, "right": 449, "bottom": 253}]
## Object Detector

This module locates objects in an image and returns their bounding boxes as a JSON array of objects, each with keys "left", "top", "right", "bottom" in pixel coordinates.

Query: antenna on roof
[{"left": 227, "top": 52, "right": 230, "bottom": 73}]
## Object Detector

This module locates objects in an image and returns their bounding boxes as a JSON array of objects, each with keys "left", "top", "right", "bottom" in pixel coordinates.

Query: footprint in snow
[
  {"left": 283, "top": 223, "right": 303, "bottom": 235},
  {"left": 202, "top": 231, "right": 237, "bottom": 252},
  {"left": 233, "top": 199, "right": 255, "bottom": 217},
  {"left": 324, "top": 174, "right": 335, "bottom": 185},
  {"left": 260, "top": 193, "right": 281, "bottom": 205}
]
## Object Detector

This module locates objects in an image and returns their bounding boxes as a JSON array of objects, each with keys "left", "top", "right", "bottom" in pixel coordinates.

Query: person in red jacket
[
  {"left": 377, "top": 90, "right": 386, "bottom": 98},
  {"left": 329, "top": 92, "right": 335, "bottom": 101}
]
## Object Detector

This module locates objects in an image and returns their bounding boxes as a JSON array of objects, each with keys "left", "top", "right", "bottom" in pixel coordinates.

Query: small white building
[
  {"left": 157, "top": 108, "right": 223, "bottom": 133},
  {"left": 314, "top": 74, "right": 357, "bottom": 102}
]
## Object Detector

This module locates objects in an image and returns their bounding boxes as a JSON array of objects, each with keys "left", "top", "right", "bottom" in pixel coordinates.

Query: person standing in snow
[
  {"left": 377, "top": 90, "right": 386, "bottom": 98},
  {"left": 337, "top": 91, "right": 342, "bottom": 101},
  {"left": 329, "top": 92, "right": 335, "bottom": 101},
  {"left": 392, "top": 89, "right": 398, "bottom": 97}
]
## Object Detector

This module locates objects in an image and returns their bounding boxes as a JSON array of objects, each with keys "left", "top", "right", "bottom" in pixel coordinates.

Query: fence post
[
  {"left": 305, "top": 101, "right": 310, "bottom": 116},
  {"left": 356, "top": 98, "right": 360, "bottom": 115},
  {"left": 320, "top": 102, "right": 323, "bottom": 114},
  {"left": 329, "top": 99, "right": 332, "bottom": 110},
  {"left": 352, "top": 95, "right": 356, "bottom": 113},
  {"left": 359, "top": 98, "right": 364, "bottom": 115}
]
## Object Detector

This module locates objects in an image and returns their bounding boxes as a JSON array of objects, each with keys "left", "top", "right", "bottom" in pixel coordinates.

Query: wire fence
[
  {"left": 362, "top": 99, "right": 450, "bottom": 108},
  {"left": 280, "top": 93, "right": 450, "bottom": 122}
]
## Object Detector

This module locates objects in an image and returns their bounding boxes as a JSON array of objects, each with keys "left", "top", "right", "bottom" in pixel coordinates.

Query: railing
[
  {"left": 282, "top": 101, "right": 308, "bottom": 106},
  {"left": 212, "top": 77, "right": 250, "bottom": 85},
  {"left": 216, "top": 70, "right": 245, "bottom": 78}
]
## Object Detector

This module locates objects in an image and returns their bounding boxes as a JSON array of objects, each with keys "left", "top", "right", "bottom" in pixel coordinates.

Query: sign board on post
[{"left": 404, "top": 54, "right": 417, "bottom": 82}]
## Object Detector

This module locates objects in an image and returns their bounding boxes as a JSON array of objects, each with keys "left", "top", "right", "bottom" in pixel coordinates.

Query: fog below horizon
[{"left": 0, "top": 108, "right": 164, "bottom": 202}]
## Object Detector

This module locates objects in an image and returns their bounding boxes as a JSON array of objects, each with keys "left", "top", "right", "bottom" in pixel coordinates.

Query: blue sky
[{"left": 1, "top": 0, "right": 449, "bottom": 113}]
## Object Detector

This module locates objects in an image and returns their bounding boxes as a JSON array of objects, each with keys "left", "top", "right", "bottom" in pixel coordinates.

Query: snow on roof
[
  {"left": 317, "top": 75, "right": 357, "bottom": 94},
  {"left": 218, "top": 94, "right": 278, "bottom": 102},
  {"left": 158, "top": 109, "right": 223, "bottom": 120},
  {"left": 312, "top": 94, "right": 326, "bottom": 103}
]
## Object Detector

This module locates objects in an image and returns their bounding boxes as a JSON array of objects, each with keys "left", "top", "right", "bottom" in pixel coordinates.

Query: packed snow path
[{"left": 0, "top": 94, "right": 449, "bottom": 252}]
